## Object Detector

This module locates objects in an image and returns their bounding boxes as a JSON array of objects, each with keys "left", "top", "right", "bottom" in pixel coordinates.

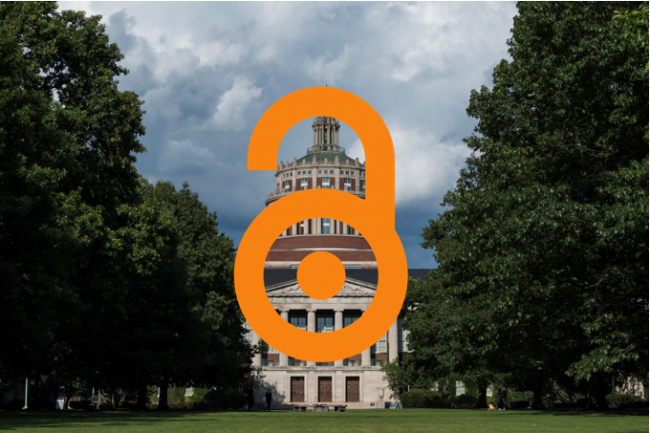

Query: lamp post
[{"left": 22, "top": 378, "right": 28, "bottom": 410}]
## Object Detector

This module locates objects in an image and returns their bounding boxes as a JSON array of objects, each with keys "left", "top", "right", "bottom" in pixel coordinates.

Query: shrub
[
  {"left": 3, "top": 399, "right": 27, "bottom": 411},
  {"left": 168, "top": 386, "right": 186, "bottom": 409},
  {"left": 607, "top": 393, "right": 648, "bottom": 409},
  {"left": 455, "top": 394, "right": 478, "bottom": 408},
  {"left": 400, "top": 389, "right": 448, "bottom": 408},
  {"left": 118, "top": 400, "right": 136, "bottom": 409},
  {"left": 203, "top": 388, "right": 246, "bottom": 410},
  {"left": 401, "top": 389, "right": 431, "bottom": 408},
  {"left": 189, "top": 387, "right": 210, "bottom": 405},
  {"left": 189, "top": 387, "right": 246, "bottom": 410},
  {"left": 69, "top": 400, "right": 92, "bottom": 410}
]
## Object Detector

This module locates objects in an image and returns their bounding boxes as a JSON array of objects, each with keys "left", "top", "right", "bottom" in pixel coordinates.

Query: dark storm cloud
[{"left": 59, "top": 1, "right": 517, "bottom": 268}]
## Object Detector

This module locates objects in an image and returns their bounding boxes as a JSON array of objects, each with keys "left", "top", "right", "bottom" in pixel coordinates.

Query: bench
[{"left": 293, "top": 404, "right": 347, "bottom": 412}]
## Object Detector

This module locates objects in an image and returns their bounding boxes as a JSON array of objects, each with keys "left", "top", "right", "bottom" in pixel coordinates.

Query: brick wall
[
  {"left": 266, "top": 250, "right": 376, "bottom": 262},
  {"left": 270, "top": 235, "right": 371, "bottom": 250}
]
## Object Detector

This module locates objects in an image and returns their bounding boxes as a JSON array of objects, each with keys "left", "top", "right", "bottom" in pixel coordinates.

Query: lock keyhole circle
[{"left": 297, "top": 251, "right": 346, "bottom": 300}]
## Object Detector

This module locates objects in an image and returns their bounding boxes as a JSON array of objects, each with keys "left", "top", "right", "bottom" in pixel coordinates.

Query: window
[
  {"left": 351, "top": 171, "right": 354, "bottom": 175},
  {"left": 322, "top": 177, "right": 330, "bottom": 188},
  {"left": 345, "top": 171, "right": 349, "bottom": 175},
  {"left": 398, "top": 318, "right": 410, "bottom": 352},
  {"left": 362, "top": 180, "right": 365, "bottom": 191},
  {"left": 321, "top": 218, "right": 330, "bottom": 234},
  {"left": 373, "top": 334, "right": 387, "bottom": 353},
  {"left": 330, "top": 170, "right": 334, "bottom": 174},
  {"left": 318, "top": 170, "right": 322, "bottom": 174},
  {"left": 361, "top": 171, "right": 365, "bottom": 178},
  {"left": 244, "top": 322, "right": 252, "bottom": 343},
  {"left": 317, "top": 316, "right": 334, "bottom": 333},
  {"left": 344, "top": 315, "right": 359, "bottom": 328},
  {"left": 260, "top": 340, "right": 278, "bottom": 354},
  {"left": 344, "top": 178, "right": 351, "bottom": 191},
  {"left": 300, "top": 220, "right": 306, "bottom": 235},
  {"left": 308, "top": 170, "right": 312, "bottom": 174},
  {"left": 284, "top": 180, "right": 291, "bottom": 192},
  {"left": 340, "top": 170, "right": 344, "bottom": 175},
  {"left": 290, "top": 316, "right": 307, "bottom": 330},
  {"left": 301, "top": 178, "right": 308, "bottom": 190}
]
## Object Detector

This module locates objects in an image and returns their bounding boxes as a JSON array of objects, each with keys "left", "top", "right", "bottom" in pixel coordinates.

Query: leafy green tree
[
  {"left": 407, "top": 2, "right": 648, "bottom": 410},
  {"left": 143, "top": 180, "right": 253, "bottom": 408},
  {"left": 0, "top": 3, "right": 251, "bottom": 405},
  {"left": 0, "top": 2, "right": 145, "bottom": 382}
]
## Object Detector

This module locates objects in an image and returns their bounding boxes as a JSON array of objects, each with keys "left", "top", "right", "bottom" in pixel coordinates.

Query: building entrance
[
  {"left": 346, "top": 377, "right": 360, "bottom": 402},
  {"left": 291, "top": 377, "right": 305, "bottom": 402},
  {"left": 318, "top": 377, "right": 333, "bottom": 402}
]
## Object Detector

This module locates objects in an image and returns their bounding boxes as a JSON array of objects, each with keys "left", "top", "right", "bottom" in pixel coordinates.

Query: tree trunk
[
  {"left": 548, "top": 380, "right": 556, "bottom": 410},
  {"left": 97, "top": 389, "right": 107, "bottom": 410},
  {"left": 531, "top": 377, "right": 544, "bottom": 410},
  {"left": 33, "top": 376, "right": 40, "bottom": 410},
  {"left": 135, "top": 384, "right": 149, "bottom": 410},
  {"left": 475, "top": 384, "right": 488, "bottom": 409},
  {"left": 586, "top": 372, "right": 608, "bottom": 410},
  {"left": 157, "top": 382, "right": 169, "bottom": 410},
  {"left": 496, "top": 386, "right": 508, "bottom": 409}
]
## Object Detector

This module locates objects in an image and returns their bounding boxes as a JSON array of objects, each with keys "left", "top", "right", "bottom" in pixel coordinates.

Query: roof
[
  {"left": 296, "top": 151, "right": 357, "bottom": 166},
  {"left": 264, "top": 268, "right": 434, "bottom": 287}
]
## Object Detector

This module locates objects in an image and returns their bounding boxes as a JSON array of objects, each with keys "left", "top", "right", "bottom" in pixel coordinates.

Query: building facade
[{"left": 249, "top": 116, "right": 431, "bottom": 408}]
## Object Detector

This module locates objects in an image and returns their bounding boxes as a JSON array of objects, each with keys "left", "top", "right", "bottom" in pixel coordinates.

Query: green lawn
[{"left": 0, "top": 409, "right": 647, "bottom": 433}]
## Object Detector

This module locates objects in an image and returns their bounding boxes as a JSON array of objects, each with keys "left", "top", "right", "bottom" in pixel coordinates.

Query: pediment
[{"left": 266, "top": 277, "right": 376, "bottom": 298}]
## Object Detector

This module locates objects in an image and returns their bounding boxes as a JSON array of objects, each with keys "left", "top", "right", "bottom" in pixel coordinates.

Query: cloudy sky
[{"left": 59, "top": 1, "right": 517, "bottom": 269}]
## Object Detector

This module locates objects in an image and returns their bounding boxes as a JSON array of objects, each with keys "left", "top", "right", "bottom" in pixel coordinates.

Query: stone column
[
  {"left": 342, "top": 222, "right": 348, "bottom": 235},
  {"left": 389, "top": 320, "right": 399, "bottom": 363},
  {"left": 307, "top": 310, "right": 316, "bottom": 366},
  {"left": 279, "top": 310, "right": 289, "bottom": 367},
  {"left": 362, "top": 346, "right": 371, "bottom": 367},
  {"left": 316, "top": 218, "right": 321, "bottom": 235},
  {"left": 334, "top": 309, "right": 344, "bottom": 367},
  {"left": 252, "top": 330, "right": 261, "bottom": 366}
]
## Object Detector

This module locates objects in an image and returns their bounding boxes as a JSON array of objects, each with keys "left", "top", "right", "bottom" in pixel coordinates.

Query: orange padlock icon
[{"left": 235, "top": 87, "right": 408, "bottom": 362}]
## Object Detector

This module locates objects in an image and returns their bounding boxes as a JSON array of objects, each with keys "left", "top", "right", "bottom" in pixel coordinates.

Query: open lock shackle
[{"left": 248, "top": 86, "right": 396, "bottom": 224}]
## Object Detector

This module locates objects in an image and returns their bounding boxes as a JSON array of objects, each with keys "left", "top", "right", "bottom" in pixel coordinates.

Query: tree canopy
[
  {"left": 0, "top": 2, "right": 252, "bottom": 405},
  {"left": 405, "top": 2, "right": 648, "bottom": 410}
]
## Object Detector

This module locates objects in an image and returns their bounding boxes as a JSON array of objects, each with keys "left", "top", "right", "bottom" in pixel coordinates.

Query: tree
[
  {"left": 0, "top": 2, "right": 145, "bottom": 382},
  {"left": 143, "top": 181, "right": 253, "bottom": 407},
  {"left": 407, "top": 2, "right": 648, "bottom": 410}
]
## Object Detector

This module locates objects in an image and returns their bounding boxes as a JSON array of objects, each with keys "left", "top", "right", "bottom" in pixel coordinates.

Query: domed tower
[{"left": 264, "top": 117, "right": 377, "bottom": 269}]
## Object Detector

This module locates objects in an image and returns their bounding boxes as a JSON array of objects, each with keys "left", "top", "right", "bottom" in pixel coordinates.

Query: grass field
[{"left": 0, "top": 409, "right": 647, "bottom": 433}]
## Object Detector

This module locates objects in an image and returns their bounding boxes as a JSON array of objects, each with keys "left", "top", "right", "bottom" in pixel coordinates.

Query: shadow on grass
[
  {"left": 0, "top": 408, "right": 646, "bottom": 430},
  {"left": 0, "top": 409, "right": 221, "bottom": 430},
  {"left": 496, "top": 408, "right": 649, "bottom": 417}
]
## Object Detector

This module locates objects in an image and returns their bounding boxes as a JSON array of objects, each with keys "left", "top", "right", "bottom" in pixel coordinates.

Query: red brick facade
[{"left": 270, "top": 235, "right": 371, "bottom": 250}]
